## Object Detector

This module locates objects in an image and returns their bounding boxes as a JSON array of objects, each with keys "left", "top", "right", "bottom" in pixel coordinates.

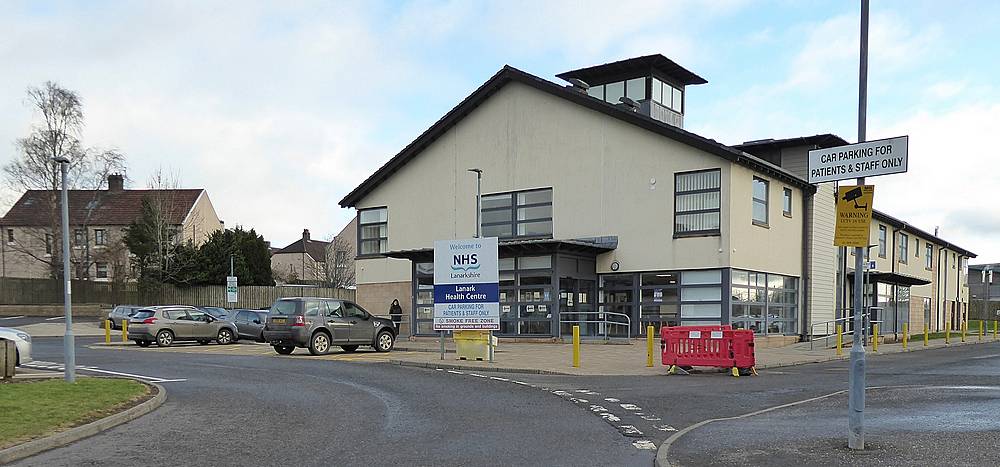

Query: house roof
[
  {"left": 339, "top": 64, "right": 813, "bottom": 208},
  {"left": 872, "top": 209, "right": 976, "bottom": 258},
  {"left": 556, "top": 54, "right": 708, "bottom": 86},
  {"left": 274, "top": 238, "right": 329, "bottom": 262},
  {"left": 0, "top": 189, "right": 204, "bottom": 227}
]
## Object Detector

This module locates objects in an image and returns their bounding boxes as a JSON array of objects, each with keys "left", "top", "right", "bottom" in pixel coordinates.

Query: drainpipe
[
  {"left": 801, "top": 189, "right": 812, "bottom": 340},
  {"left": 939, "top": 247, "right": 947, "bottom": 331},
  {"left": 890, "top": 226, "right": 899, "bottom": 337}
]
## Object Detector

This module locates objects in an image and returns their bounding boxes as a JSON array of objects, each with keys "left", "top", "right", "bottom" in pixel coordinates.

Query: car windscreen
[
  {"left": 269, "top": 300, "right": 298, "bottom": 316},
  {"left": 132, "top": 310, "right": 155, "bottom": 319},
  {"left": 201, "top": 308, "right": 226, "bottom": 318}
]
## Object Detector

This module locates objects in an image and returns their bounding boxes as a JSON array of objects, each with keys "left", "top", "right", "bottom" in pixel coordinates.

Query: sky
[{"left": 1, "top": 0, "right": 999, "bottom": 261}]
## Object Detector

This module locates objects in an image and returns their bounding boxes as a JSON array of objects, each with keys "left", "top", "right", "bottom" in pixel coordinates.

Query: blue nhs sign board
[{"left": 433, "top": 238, "right": 499, "bottom": 331}]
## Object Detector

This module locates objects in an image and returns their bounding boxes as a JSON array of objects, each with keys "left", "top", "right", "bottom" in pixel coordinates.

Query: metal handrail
[
  {"left": 559, "top": 310, "right": 632, "bottom": 342},
  {"left": 809, "top": 311, "right": 872, "bottom": 350}
]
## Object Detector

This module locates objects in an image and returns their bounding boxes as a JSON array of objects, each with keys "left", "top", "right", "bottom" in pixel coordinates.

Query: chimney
[
  {"left": 302, "top": 229, "right": 310, "bottom": 242},
  {"left": 107, "top": 173, "right": 124, "bottom": 192}
]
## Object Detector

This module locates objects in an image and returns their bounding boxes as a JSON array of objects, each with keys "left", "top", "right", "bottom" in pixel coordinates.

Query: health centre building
[{"left": 339, "top": 55, "right": 975, "bottom": 342}]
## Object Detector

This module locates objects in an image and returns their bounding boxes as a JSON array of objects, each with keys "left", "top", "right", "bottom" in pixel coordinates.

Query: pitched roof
[
  {"left": 0, "top": 189, "right": 204, "bottom": 227},
  {"left": 339, "top": 65, "right": 813, "bottom": 208},
  {"left": 733, "top": 134, "right": 849, "bottom": 151},
  {"left": 274, "top": 238, "right": 329, "bottom": 262},
  {"left": 872, "top": 209, "right": 976, "bottom": 258}
]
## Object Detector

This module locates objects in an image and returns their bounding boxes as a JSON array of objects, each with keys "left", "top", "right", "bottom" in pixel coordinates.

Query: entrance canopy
[
  {"left": 848, "top": 271, "right": 931, "bottom": 286},
  {"left": 384, "top": 237, "right": 617, "bottom": 262}
]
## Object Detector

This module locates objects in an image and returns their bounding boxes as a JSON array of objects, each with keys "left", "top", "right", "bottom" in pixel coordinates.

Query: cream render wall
[
  {"left": 181, "top": 191, "right": 223, "bottom": 246},
  {"left": 356, "top": 82, "right": 810, "bottom": 289}
]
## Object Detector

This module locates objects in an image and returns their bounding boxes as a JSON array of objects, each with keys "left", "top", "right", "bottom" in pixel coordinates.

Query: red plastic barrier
[{"left": 660, "top": 326, "right": 757, "bottom": 377}]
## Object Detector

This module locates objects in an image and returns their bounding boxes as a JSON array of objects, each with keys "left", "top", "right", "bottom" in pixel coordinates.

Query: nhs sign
[{"left": 433, "top": 238, "right": 499, "bottom": 331}]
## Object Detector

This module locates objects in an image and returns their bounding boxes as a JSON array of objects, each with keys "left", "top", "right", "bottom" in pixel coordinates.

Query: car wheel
[
  {"left": 273, "top": 345, "right": 294, "bottom": 355},
  {"left": 156, "top": 330, "right": 174, "bottom": 347},
  {"left": 375, "top": 330, "right": 395, "bottom": 353},
  {"left": 217, "top": 328, "right": 234, "bottom": 345},
  {"left": 137, "top": 340, "right": 151, "bottom": 347},
  {"left": 341, "top": 345, "right": 359, "bottom": 353},
  {"left": 309, "top": 331, "right": 331, "bottom": 355}
]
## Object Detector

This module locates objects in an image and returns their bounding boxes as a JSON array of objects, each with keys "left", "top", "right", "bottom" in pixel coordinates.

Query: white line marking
[
  {"left": 640, "top": 415, "right": 662, "bottom": 421},
  {"left": 468, "top": 373, "right": 487, "bottom": 378},
  {"left": 620, "top": 403, "right": 641, "bottom": 411},
  {"left": 970, "top": 354, "right": 1000, "bottom": 360},
  {"left": 604, "top": 397, "right": 620, "bottom": 402},
  {"left": 446, "top": 370, "right": 465, "bottom": 375},
  {"left": 489, "top": 376, "right": 509, "bottom": 381},
  {"left": 633, "top": 440, "right": 657, "bottom": 450},
  {"left": 553, "top": 390, "right": 572, "bottom": 396},
  {"left": 589, "top": 405, "right": 608, "bottom": 413},
  {"left": 654, "top": 424, "right": 676, "bottom": 431},
  {"left": 600, "top": 413, "right": 621, "bottom": 423},
  {"left": 71, "top": 366, "right": 185, "bottom": 383},
  {"left": 45, "top": 316, "right": 65, "bottom": 321},
  {"left": 0, "top": 315, "right": 25, "bottom": 320},
  {"left": 619, "top": 425, "right": 643, "bottom": 436}
]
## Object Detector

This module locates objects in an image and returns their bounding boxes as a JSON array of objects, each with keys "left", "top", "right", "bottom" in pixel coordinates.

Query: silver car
[
  {"left": 0, "top": 327, "right": 31, "bottom": 365},
  {"left": 107, "top": 305, "right": 142, "bottom": 330},
  {"left": 127, "top": 306, "right": 238, "bottom": 347}
]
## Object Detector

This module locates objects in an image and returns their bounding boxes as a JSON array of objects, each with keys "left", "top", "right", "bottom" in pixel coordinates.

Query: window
[
  {"left": 587, "top": 84, "right": 604, "bottom": 100},
  {"left": 898, "top": 233, "right": 908, "bottom": 263},
  {"left": 752, "top": 177, "right": 768, "bottom": 226},
  {"left": 188, "top": 310, "right": 209, "bottom": 322},
  {"left": 626, "top": 78, "right": 646, "bottom": 101},
  {"left": 731, "top": 270, "right": 798, "bottom": 335},
  {"left": 94, "top": 229, "right": 106, "bottom": 246},
  {"left": 5, "top": 229, "right": 12, "bottom": 244},
  {"left": 915, "top": 239, "right": 920, "bottom": 257},
  {"left": 878, "top": 225, "right": 887, "bottom": 258},
  {"left": 782, "top": 188, "right": 792, "bottom": 217},
  {"left": 304, "top": 300, "right": 321, "bottom": 317},
  {"left": 74, "top": 229, "right": 84, "bottom": 247},
  {"left": 358, "top": 207, "right": 388, "bottom": 255},
  {"left": 674, "top": 169, "right": 721, "bottom": 236},
  {"left": 925, "top": 244, "right": 933, "bottom": 269},
  {"left": 605, "top": 81, "right": 624, "bottom": 104},
  {"left": 651, "top": 78, "right": 683, "bottom": 112},
  {"left": 344, "top": 302, "right": 369, "bottom": 319},
  {"left": 95, "top": 262, "right": 109, "bottom": 279},
  {"left": 481, "top": 188, "right": 552, "bottom": 239},
  {"left": 45, "top": 234, "right": 53, "bottom": 255}
]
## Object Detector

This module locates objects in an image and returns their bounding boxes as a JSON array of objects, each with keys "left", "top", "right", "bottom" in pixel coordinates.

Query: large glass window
[
  {"left": 605, "top": 81, "right": 624, "bottom": 104},
  {"left": 925, "top": 243, "right": 933, "bottom": 269},
  {"left": 752, "top": 177, "right": 768, "bottom": 225},
  {"left": 878, "top": 225, "right": 887, "bottom": 258},
  {"left": 481, "top": 188, "right": 552, "bottom": 239},
  {"left": 358, "top": 207, "right": 388, "bottom": 255},
  {"left": 782, "top": 188, "right": 792, "bottom": 217},
  {"left": 651, "top": 78, "right": 683, "bottom": 112},
  {"left": 899, "top": 233, "right": 908, "bottom": 264},
  {"left": 675, "top": 169, "right": 721, "bottom": 235},
  {"left": 731, "top": 270, "right": 798, "bottom": 334},
  {"left": 625, "top": 78, "right": 646, "bottom": 102}
]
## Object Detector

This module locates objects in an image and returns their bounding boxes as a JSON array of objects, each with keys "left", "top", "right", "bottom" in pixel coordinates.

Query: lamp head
[{"left": 52, "top": 157, "right": 70, "bottom": 164}]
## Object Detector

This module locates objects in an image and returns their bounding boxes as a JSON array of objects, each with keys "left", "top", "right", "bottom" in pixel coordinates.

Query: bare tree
[
  {"left": 321, "top": 234, "right": 355, "bottom": 289},
  {"left": 2, "top": 81, "right": 127, "bottom": 278}
]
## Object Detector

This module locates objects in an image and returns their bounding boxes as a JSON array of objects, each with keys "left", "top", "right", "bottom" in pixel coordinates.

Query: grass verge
[{"left": 0, "top": 377, "right": 150, "bottom": 449}]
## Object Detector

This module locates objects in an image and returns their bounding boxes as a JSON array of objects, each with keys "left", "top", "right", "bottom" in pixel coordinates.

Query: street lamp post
[
  {"left": 467, "top": 168, "right": 493, "bottom": 363},
  {"left": 53, "top": 157, "right": 75, "bottom": 383}
]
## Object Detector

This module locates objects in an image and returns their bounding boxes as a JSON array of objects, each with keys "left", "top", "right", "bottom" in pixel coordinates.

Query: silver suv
[
  {"left": 263, "top": 297, "right": 396, "bottom": 355},
  {"left": 128, "top": 306, "right": 238, "bottom": 347}
]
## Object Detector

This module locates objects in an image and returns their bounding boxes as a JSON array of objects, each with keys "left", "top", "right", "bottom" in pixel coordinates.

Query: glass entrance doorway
[{"left": 559, "top": 277, "right": 598, "bottom": 338}]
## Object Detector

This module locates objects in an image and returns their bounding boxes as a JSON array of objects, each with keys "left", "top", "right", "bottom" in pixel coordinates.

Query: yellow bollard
[
  {"left": 646, "top": 325, "right": 654, "bottom": 368},
  {"left": 995, "top": 320, "right": 998, "bottom": 340},
  {"left": 961, "top": 321, "right": 966, "bottom": 343},
  {"left": 979, "top": 320, "right": 984, "bottom": 341},
  {"left": 902, "top": 322, "right": 908, "bottom": 350},
  {"left": 122, "top": 319, "right": 128, "bottom": 343},
  {"left": 945, "top": 323, "right": 951, "bottom": 345},
  {"left": 924, "top": 324, "right": 929, "bottom": 347},
  {"left": 105, "top": 319, "right": 111, "bottom": 344},
  {"left": 572, "top": 325, "right": 580, "bottom": 368},
  {"left": 836, "top": 324, "right": 843, "bottom": 357},
  {"left": 872, "top": 324, "right": 879, "bottom": 352}
]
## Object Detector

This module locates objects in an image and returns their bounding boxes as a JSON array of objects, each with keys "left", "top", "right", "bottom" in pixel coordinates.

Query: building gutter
[{"left": 801, "top": 190, "right": 812, "bottom": 339}]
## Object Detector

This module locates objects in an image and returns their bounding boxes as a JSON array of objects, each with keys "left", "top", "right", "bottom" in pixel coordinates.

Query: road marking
[
  {"left": 45, "top": 316, "right": 65, "bottom": 321},
  {"left": 620, "top": 403, "right": 641, "bottom": 411},
  {"left": 970, "top": 354, "right": 1000, "bottom": 360},
  {"left": 618, "top": 425, "right": 643, "bottom": 437},
  {"left": 0, "top": 315, "right": 25, "bottom": 320},
  {"left": 24, "top": 361, "right": 186, "bottom": 383},
  {"left": 604, "top": 397, "right": 620, "bottom": 402},
  {"left": 633, "top": 440, "right": 657, "bottom": 450}
]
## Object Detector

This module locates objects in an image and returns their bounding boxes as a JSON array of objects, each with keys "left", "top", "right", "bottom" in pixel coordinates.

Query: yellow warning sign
[{"left": 834, "top": 185, "right": 874, "bottom": 247}]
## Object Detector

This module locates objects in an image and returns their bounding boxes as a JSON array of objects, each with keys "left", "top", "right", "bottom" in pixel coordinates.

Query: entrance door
[{"left": 559, "top": 277, "right": 598, "bottom": 338}]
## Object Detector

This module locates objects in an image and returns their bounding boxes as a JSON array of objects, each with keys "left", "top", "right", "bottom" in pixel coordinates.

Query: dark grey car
[
  {"left": 228, "top": 309, "right": 267, "bottom": 342},
  {"left": 262, "top": 297, "right": 396, "bottom": 355}
]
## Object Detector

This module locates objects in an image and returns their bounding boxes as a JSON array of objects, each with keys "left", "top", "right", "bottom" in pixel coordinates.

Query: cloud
[{"left": 870, "top": 102, "right": 1000, "bottom": 262}]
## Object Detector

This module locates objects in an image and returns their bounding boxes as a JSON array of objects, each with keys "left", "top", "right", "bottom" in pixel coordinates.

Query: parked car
[
  {"left": 128, "top": 306, "right": 238, "bottom": 347},
  {"left": 198, "top": 306, "right": 229, "bottom": 319},
  {"left": 0, "top": 327, "right": 31, "bottom": 366},
  {"left": 107, "top": 305, "right": 142, "bottom": 330},
  {"left": 263, "top": 297, "right": 396, "bottom": 355},
  {"left": 227, "top": 309, "right": 268, "bottom": 342}
]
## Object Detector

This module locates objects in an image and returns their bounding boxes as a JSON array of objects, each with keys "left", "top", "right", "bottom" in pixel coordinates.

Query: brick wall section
[
  {"left": 357, "top": 281, "right": 412, "bottom": 336},
  {"left": 909, "top": 295, "right": 926, "bottom": 335}
]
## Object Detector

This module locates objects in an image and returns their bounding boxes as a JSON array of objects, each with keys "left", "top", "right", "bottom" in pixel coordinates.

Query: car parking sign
[{"left": 433, "top": 238, "right": 500, "bottom": 330}]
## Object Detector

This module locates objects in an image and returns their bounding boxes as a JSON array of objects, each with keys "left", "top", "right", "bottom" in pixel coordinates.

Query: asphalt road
[
  {"left": 17, "top": 336, "right": 654, "bottom": 466},
  {"left": 15, "top": 335, "right": 1000, "bottom": 466}
]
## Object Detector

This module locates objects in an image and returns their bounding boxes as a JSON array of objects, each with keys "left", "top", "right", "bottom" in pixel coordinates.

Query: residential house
[
  {"left": 270, "top": 221, "right": 356, "bottom": 287},
  {"left": 0, "top": 174, "right": 223, "bottom": 281}
]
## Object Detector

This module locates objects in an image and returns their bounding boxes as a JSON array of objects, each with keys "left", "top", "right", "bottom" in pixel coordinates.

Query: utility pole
[
  {"left": 848, "top": 0, "right": 869, "bottom": 451},
  {"left": 54, "top": 157, "right": 75, "bottom": 383}
]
